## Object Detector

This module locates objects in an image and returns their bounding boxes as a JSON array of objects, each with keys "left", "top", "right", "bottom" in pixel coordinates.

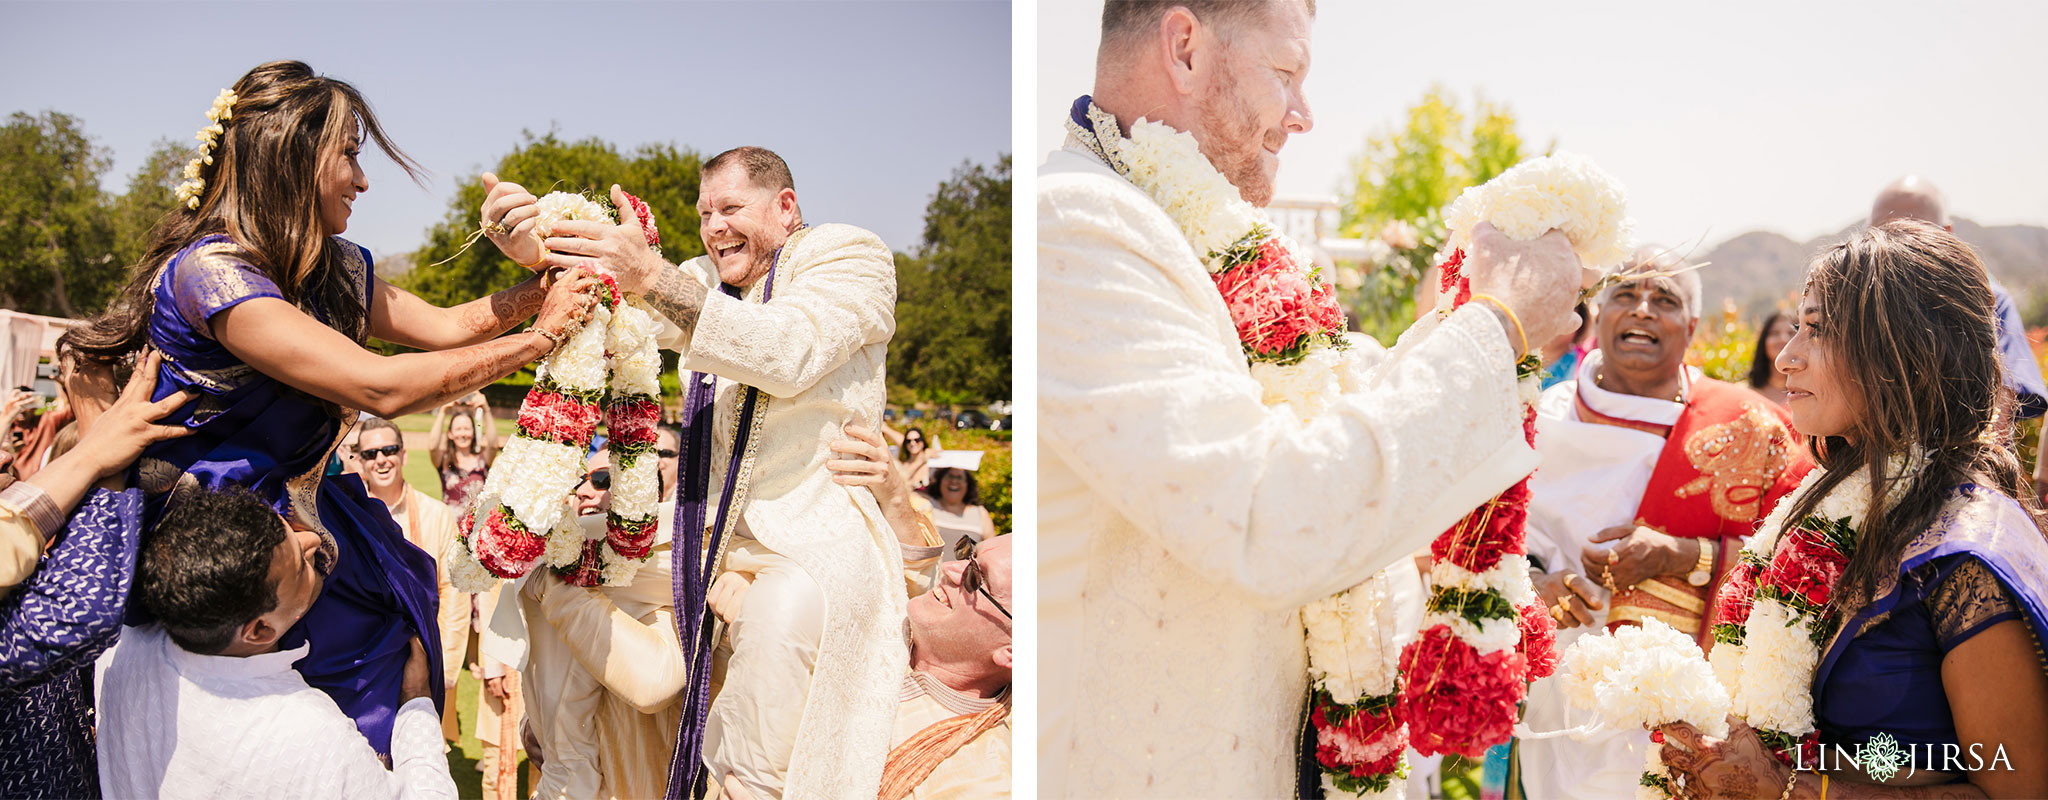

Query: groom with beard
[{"left": 1039, "top": 1, "right": 1586, "bottom": 797}]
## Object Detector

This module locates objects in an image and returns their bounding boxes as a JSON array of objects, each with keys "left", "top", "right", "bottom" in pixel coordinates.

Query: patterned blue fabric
[
  {"left": 1989, "top": 279, "right": 2047, "bottom": 419},
  {"left": 0, "top": 488, "right": 144, "bottom": 798},
  {"left": 138, "top": 234, "right": 444, "bottom": 757}
]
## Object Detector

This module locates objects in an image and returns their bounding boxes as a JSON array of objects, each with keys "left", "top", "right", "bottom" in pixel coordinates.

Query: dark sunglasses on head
[
  {"left": 952, "top": 537, "right": 1010, "bottom": 619},
  {"left": 356, "top": 444, "right": 403, "bottom": 460},
  {"left": 580, "top": 469, "right": 612, "bottom": 491}
]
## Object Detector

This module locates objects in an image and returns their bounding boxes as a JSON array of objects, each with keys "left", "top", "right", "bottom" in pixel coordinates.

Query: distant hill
[{"left": 1698, "top": 219, "right": 2048, "bottom": 320}]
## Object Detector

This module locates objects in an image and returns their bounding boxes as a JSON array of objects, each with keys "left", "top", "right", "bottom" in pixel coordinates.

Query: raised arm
[
  {"left": 368, "top": 273, "right": 550, "bottom": 352},
  {"left": 212, "top": 270, "right": 600, "bottom": 419},
  {"left": 524, "top": 561, "right": 687, "bottom": 713},
  {"left": 1038, "top": 180, "right": 1539, "bottom": 611},
  {"left": 426, "top": 405, "right": 450, "bottom": 471}
]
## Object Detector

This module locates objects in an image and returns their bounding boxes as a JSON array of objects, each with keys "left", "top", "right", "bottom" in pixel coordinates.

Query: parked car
[{"left": 955, "top": 409, "right": 992, "bottom": 430}]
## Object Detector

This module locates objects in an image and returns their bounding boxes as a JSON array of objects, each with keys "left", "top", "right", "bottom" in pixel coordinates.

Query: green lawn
[{"left": 445, "top": 668, "right": 533, "bottom": 798}]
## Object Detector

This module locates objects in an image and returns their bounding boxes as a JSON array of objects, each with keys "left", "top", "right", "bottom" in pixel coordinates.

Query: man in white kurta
[
  {"left": 1039, "top": 3, "right": 1585, "bottom": 797},
  {"left": 536, "top": 147, "right": 903, "bottom": 799}
]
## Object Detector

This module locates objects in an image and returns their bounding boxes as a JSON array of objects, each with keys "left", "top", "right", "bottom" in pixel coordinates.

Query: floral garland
[
  {"left": 1706, "top": 459, "right": 1898, "bottom": 772},
  {"left": 1396, "top": 152, "right": 1632, "bottom": 759},
  {"left": 447, "top": 190, "right": 664, "bottom": 591},
  {"left": 174, "top": 89, "right": 237, "bottom": 210}
]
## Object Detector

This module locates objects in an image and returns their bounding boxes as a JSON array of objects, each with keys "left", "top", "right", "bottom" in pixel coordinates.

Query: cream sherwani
[
  {"left": 1519, "top": 353, "right": 1687, "bottom": 800},
  {"left": 1039, "top": 140, "right": 1540, "bottom": 798},
  {"left": 384, "top": 483, "right": 470, "bottom": 722},
  {"left": 521, "top": 532, "right": 686, "bottom": 800},
  {"left": 650, "top": 223, "right": 904, "bottom": 799}
]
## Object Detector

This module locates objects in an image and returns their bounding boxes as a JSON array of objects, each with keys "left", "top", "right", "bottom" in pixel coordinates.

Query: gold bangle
[
  {"left": 528, "top": 326, "right": 565, "bottom": 353},
  {"left": 515, "top": 242, "right": 548, "bottom": 271},
  {"left": 1467, "top": 293, "right": 1528, "bottom": 357}
]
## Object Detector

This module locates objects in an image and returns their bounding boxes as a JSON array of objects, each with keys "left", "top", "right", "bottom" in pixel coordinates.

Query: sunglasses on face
[
  {"left": 356, "top": 444, "right": 403, "bottom": 460},
  {"left": 658, "top": 449, "right": 678, "bottom": 459},
  {"left": 952, "top": 537, "right": 1010, "bottom": 620},
  {"left": 579, "top": 469, "right": 612, "bottom": 491}
]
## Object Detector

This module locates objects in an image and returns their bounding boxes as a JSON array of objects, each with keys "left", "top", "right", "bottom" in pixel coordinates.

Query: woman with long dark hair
[
  {"left": 1657, "top": 220, "right": 2048, "bottom": 798},
  {"left": 69, "top": 60, "right": 598, "bottom": 756},
  {"left": 1746, "top": 310, "right": 1794, "bottom": 407},
  {"left": 430, "top": 393, "right": 497, "bottom": 508}
]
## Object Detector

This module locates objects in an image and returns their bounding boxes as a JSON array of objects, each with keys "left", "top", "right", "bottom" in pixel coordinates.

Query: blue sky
[
  {"left": 3, "top": 0, "right": 1012, "bottom": 261},
  {"left": 1039, "top": 0, "right": 2048, "bottom": 249}
]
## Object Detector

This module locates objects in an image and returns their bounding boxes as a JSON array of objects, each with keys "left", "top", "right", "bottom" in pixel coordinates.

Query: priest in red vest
[{"left": 1516, "top": 246, "right": 1814, "bottom": 800}]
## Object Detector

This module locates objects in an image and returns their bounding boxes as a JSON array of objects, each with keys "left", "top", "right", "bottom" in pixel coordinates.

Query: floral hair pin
[{"left": 173, "top": 89, "right": 237, "bottom": 210}]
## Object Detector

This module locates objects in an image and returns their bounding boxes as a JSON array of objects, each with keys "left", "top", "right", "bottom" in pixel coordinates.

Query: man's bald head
[
  {"left": 1871, "top": 175, "right": 1949, "bottom": 229},
  {"left": 1096, "top": 0, "right": 1316, "bottom": 69}
]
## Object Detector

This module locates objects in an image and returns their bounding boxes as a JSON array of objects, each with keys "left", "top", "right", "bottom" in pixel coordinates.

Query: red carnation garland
[{"left": 1393, "top": 248, "right": 1555, "bottom": 758}]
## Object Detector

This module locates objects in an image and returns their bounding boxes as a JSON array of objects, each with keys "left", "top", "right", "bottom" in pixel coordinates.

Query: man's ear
[
  {"left": 239, "top": 615, "right": 283, "bottom": 651},
  {"left": 777, "top": 188, "right": 800, "bottom": 226},
  {"left": 1686, "top": 316, "right": 1699, "bottom": 342},
  {"left": 1159, "top": 7, "right": 1206, "bottom": 96},
  {"left": 992, "top": 643, "right": 1013, "bottom": 671}
]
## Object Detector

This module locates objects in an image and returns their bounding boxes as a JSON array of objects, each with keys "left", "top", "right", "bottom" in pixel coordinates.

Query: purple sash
[{"left": 665, "top": 255, "right": 781, "bottom": 800}]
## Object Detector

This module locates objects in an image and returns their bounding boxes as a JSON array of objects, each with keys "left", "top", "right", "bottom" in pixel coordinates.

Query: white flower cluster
[
  {"left": 1441, "top": 151, "right": 1635, "bottom": 271},
  {"left": 1302, "top": 569, "right": 1402, "bottom": 705},
  {"left": 1250, "top": 348, "right": 1346, "bottom": 424},
  {"left": 1560, "top": 617, "right": 1732, "bottom": 739},
  {"left": 1120, "top": 121, "right": 1264, "bottom": 271},
  {"left": 1429, "top": 553, "right": 1536, "bottom": 608},
  {"left": 597, "top": 299, "right": 664, "bottom": 586},
  {"left": 173, "top": 89, "right": 237, "bottom": 210},
  {"left": 445, "top": 535, "right": 497, "bottom": 593},
  {"left": 1422, "top": 610, "right": 1523, "bottom": 656},
  {"left": 534, "top": 191, "right": 612, "bottom": 239}
]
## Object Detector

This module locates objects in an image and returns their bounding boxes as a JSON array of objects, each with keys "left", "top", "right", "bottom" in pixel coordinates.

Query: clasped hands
[{"left": 478, "top": 173, "right": 669, "bottom": 298}]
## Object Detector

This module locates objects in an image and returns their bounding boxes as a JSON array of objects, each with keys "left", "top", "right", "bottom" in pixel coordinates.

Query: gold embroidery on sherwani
[
  {"left": 1608, "top": 605, "right": 1702, "bottom": 634},
  {"left": 1674, "top": 402, "right": 1792, "bottom": 522}
]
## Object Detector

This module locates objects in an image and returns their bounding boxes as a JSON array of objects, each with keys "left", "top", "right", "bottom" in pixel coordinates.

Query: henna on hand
[{"left": 646, "top": 263, "right": 708, "bottom": 334}]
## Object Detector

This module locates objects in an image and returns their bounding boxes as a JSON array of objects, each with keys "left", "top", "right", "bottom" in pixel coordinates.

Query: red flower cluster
[
  {"left": 605, "top": 398, "right": 662, "bottom": 449},
  {"left": 1712, "top": 560, "right": 1759, "bottom": 627},
  {"left": 1212, "top": 240, "right": 1333, "bottom": 357},
  {"left": 558, "top": 540, "right": 605, "bottom": 587},
  {"left": 1431, "top": 477, "right": 1530, "bottom": 573},
  {"left": 1307, "top": 276, "right": 1344, "bottom": 334},
  {"left": 608, "top": 514, "right": 658, "bottom": 560},
  {"left": 1397, "top": 625, "right": 1529, "bottom": 758},
  {"left": 1517, "top": 601, "right": 1559, "bottom": 679},
  {"left": 518, "top": 388, "right": 601, "bottom": 447},
  {"left": 1311, "top": 701, "right": 1406, "bottom": 781},
  {"left": 1438, "top": 248, "right": 1472, "bottom": 307},
  {"left": 469, "top": 506, "right": 546, "bottom": 577},
  {"left": 1765, "top": 527, "right": 1847, "bottom": 610},
  {"left": 621, "top": 191, "right": 660, "bottom": 248}
]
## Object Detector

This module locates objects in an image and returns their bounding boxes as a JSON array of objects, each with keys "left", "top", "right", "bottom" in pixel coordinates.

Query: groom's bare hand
[
  {"left": 543, "top": 183, "right": 671, "bottom": 296},
  {"left": 1461, "top": 222, "right": 1582, "bottom": 354}
]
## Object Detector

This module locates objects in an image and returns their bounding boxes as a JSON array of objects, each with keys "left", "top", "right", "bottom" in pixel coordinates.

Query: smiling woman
[{"left": 62, "top": 59, "right": 603, "bottom": 764}]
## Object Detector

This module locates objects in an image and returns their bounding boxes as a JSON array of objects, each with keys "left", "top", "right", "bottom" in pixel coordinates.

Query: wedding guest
[
  {"left": 0, "top": 350, "right": 190, "bottom": 798},
  {"left": 900, "top": 425, "right": 934, "bottom": 490},
  {"left": 1518, "top": 247, "right": 1812, "bottom": 799},
  {"left": 1869, "top": 176, "right": 2046, "bottom": 420},
  {"left": 922, "top": 455, "right": 998, "bottom": 563},
  {"left": 98, "top": 483, "right": 458, "bottom": 798},
  {"left": 430, "top": 393, "right": 497, "bottom": 509},
  {"left": 875, "top": 534, "right": 1013, "bottom": 800},
  {"left": 1659, "top": 220, "right": 2048, "bottom": 800},
  {"left": 1746, "top": 310, "right": 1793, "bottom": 407},
  {"left": 356, "top": 416, "right": 469, "bottom": 738},
  {"left": 520, "top": 449, "right": 687, "bottom": 799}
]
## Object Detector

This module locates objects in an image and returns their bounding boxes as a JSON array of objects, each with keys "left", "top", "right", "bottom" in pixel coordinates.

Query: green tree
[
  {"left": 889, "top": 155, "right": 1011, "bottom": 405},
  {"left": 1337, "top": 88, "right": 1543, "bottom": 343},
  {"left": 108, "top": 138, "right": 189, "bottom": 273},
  {"left": 404, "top": 130, "right": 705, "bottom": 308},
  {"left": 0, "top": 111, "right": 123, "bottom": 317}
]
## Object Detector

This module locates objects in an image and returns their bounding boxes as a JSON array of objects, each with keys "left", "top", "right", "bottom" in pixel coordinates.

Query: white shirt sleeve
[
  {"left": 386, "top": 697, "right": 458, "bottom": 800},
  {"left": 1039, "top": 174, "right": 1541, "bottom": 610}
]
